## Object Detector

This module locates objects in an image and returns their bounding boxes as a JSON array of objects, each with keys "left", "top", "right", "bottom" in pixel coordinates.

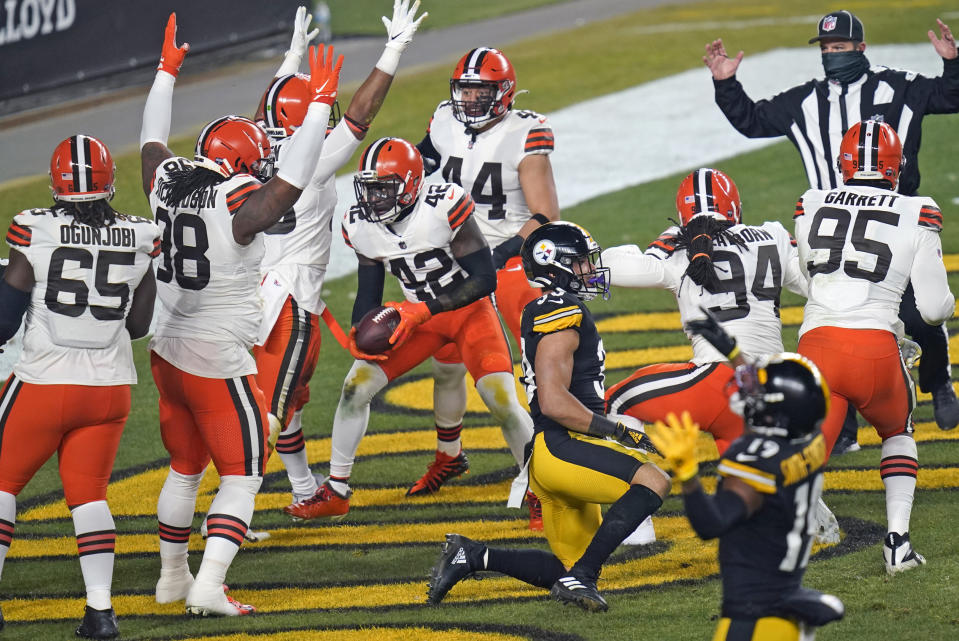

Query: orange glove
[
  {"left": 157, "top": 13, "right": 190, "bottom": 77},
  {"left": 307, "top": 44, "right": 344, "bottom": 106},
  {"left": 385, "top": 300, "right": 432, "bottom": 347},
  {"left": 348, "top": 327, "right": 388, "bottom": 362}
]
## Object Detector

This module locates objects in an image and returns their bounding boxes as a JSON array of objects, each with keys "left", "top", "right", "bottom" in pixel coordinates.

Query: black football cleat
[
  {"left": 75, "top": 605, "right": 119, "bottom": 639},
  {"left": 550, "top": 571, "right": 608, "bottom": 613},
  {"left": 932, "top": 383, "right": 959, "bottom": 431},
  {"left": 426, "top": 533, "right": 483, "bottom": 605}
]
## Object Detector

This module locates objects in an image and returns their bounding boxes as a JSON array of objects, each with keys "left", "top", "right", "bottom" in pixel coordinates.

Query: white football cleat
[
  {"left": 884, "top": 532, "right": 926, "bottom": 575},
  {"left": 814, "top": 497, "right": 841, "bottom": 545},
  {"left": 185, "top": 585, "right": 255, "bottom": 616},
  {"left": 620, "top": 515, "right": 656, "bottom": 546},
  {"left": 155, "top": 568, "right": 194, "bottom": 604}
]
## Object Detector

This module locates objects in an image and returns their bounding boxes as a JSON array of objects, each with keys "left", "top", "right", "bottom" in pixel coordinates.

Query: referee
[{"left": 703, "top": 10, "right": 959, "bottom": 431}]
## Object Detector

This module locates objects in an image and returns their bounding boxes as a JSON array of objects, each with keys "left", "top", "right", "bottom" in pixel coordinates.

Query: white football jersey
[
  {"left": 602, "top": 221, "right": 806, "bottom": 364},
  {"left": 425, "top": 103, "right": 554, "bottom": 245},
  {"left": 261, "top": 121, "right": 361, "bottom": 315},
  {"left": 147, "top": 157, "right": 266, "bottom": 378},
  {"left": 6, "top": 207, "right": 158, "bottom": 385},
  {"left": 795, "top": 185, "right": 954, "bottom": 336},
  {"left": 341, "top": 182, "right": 475, "bottom": 303}
]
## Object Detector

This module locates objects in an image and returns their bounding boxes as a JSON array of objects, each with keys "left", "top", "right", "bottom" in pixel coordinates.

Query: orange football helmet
[
  {"left": 449, "top": 47, "right": 516, "bottom": 128},
  {"left": 675, "top": 168, "right": 742, "bottom": 226},
  {"left": 354, "top": 137, "right": 424, "bottom": 223},
  {"left": 258, "top": 73, "right": 341, "bottom": 139},
  {"left": 838, "top": 119, "right": 902, "bottom": 188},
  {"left": 49, "top": 134, "right": 115, "bottom": 202},
  {"left": 194, "top": 115, "right": 272, "bottom": 179}
]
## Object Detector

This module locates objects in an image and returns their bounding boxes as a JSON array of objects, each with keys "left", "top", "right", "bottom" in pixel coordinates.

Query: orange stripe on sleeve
[
  {"left": 341, "top": 224, "right": 353, "bottom": 249},
  {"left": 448, "top": 196, "right": 475, "bottom": 230}
]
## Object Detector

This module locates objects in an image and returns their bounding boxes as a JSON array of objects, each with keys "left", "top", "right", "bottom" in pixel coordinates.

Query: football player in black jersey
[
  {"left": 426, "top": 221, "right": 669, "bottom": 612},
  {"left": 649, "top": 312, "right": 845, "bottom": 640}
]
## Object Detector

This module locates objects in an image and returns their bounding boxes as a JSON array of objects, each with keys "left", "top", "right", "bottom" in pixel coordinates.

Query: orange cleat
[{"left": 283, "top": 482, "right": 351, "bottom": 520}]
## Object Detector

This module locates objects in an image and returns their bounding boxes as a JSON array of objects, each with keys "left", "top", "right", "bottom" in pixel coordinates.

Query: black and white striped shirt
[{"left": 714, "top": 58, "right": 959, "bottom": 196}]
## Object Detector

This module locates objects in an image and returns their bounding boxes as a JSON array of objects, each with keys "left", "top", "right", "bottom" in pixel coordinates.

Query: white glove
[
  {"left": 376, "top": 0, "right": 428, "bottom": 74},
  {"left": 899, "top": 337, "right": 922, "bottom": 370},
  {"left": 277, "top": 5, "right": 320, "bottom": 76}
]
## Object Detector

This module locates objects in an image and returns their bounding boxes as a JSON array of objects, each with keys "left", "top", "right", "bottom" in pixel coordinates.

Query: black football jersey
[
  {"left": 520, "top": 289, "right": 606, "bottom": 434},
  {"left": 714, "top": 431, "right": 828, "bottom": 618}
]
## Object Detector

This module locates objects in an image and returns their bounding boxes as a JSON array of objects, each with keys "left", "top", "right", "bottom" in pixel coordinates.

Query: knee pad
[
  {"left": 340, "top": 361, "right": 388, "bottom": 411},
  {"left": 165, "top": 468, "right": 204, "bottom": 498},
  {"left": 476, "top": 372, "right": 527, "bottom": 422}
]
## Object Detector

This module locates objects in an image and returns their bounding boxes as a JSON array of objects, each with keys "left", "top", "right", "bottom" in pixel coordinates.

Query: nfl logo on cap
[{"left": 823, "top": 16, "right": 837, "bottom": 32}]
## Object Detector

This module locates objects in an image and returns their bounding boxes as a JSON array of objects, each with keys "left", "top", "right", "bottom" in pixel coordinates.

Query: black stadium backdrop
[{"left": 0, "top": 0, "right": 302, "bottom": 101}]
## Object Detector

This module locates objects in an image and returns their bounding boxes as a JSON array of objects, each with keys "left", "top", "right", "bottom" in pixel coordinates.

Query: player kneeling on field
[
  {"left": 649, "top": 313, "right": 844, "bottom": 640},
  {"left": 426, "top": 222, "right": 668, "bottom": 613}
]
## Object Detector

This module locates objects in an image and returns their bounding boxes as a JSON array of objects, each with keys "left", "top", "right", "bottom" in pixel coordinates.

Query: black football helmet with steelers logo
[{"left": 521, "top": 222, "right": 609, "bottom": 301}]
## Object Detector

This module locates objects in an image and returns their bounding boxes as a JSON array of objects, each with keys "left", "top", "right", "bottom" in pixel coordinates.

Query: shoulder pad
[
  {"left": 647, "top": 231, "right": 679, "bottom": 256},
  {"left": 918, "top": 203, "right": 942, "bottom": 232},
  {"left": 530, "top": 296, "right": 584, "bottom": 334}
]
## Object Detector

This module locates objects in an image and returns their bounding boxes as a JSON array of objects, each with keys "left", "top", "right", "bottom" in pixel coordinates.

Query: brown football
[{"left": 354, "top": 305, "right": 401, "bottom": 355}]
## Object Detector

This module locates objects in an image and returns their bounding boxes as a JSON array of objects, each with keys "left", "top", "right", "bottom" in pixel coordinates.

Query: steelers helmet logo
[{"left": 533, "top": 239, "right": 555, "bottom": 265}]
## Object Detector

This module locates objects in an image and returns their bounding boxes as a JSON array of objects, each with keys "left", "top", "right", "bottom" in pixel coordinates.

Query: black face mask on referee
[{"left": 822, "top": 49, "right": 870, "bottom": 84}]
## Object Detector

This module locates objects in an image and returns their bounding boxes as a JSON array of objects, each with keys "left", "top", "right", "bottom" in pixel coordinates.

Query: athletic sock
[
  {"left": 485, "top": 546, "right": 566, "bottom": 589},
  {"left": 572, "top": 484, "right": 663, "bottom": 580},
  {"left": 880, "top": 434, "right": 918, "bottom": 534},
  {"left": 276, "top": 411, "right": 318, "bottom": 497},
  {"left": 436, "top": 423, "right": 463, "bottom": 457},
  {"left": 0, "top": 491, "right": 16, "bottom": 581},
  {"left": 72, "top": 501, "right": 116, "bottom": 610},
  {"left": 157, "top": 468, "right": 203, "bottom": 573},
  {"left": 194, "top": 475, "right": 260, "bottom": 592}
]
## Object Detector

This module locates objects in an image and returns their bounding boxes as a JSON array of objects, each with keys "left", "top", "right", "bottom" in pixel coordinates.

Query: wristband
[
  {"left": 344, "top": 113, "right": 370, "bottom": 133},
  {"left": 375, "top": 46, "right": 401, "bottom": 75},
  {"left": 727, "top": 344, "right": 741, "bottom": 361},
  {"left": 530, "top": 213, "right": 550, "bottom": 225},
  {"left": 588, "top": 412, "right": 619, "bottom": 438}
]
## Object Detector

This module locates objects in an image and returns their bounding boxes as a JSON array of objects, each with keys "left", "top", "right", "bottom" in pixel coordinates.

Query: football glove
[
  {"left": 898, "top": 337, "right": 922, "bottom": 370},
  {"left": 685, "top": 306, "right": 739, "bottom": 360},
  {"left": 307, "top": 44, "right": 343, "bottom": 106},
  {"left": 491, "top": 235, "right": 523, "bottom": 270},
  {"left": 347, "top": 327, "right": 388, "bottom": 362},
  {"left": 612, "top": 422, "right": 662, "bottom": 456},
  {"left": 385, "top": 300, "right": 432, "bottom": 347},
  {"left": 157, "top": 13, "right": 190, "bottom": 77},
  {"left": 288, "top": 6, "right": 319, "bottom": 62},
  {"left": 376, "top": 0, "right": 428, "bottom": 74},
  {"left": 647, "top": 411, "right": 700, "bottom": 482}
]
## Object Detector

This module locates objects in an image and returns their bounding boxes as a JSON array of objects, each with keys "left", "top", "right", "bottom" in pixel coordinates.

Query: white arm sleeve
[
  {"left": 276, "top": 102, "right": 332, "bottom": 190},
  {"left": 602, "top": 245, "right": 674, "bottom": 289},
  {"left": 309, "top": 119, "right": 363, "bottom": 188},
  {"left": 139, "top": 71, "right": 175, "bottom": 148},
  {"left": 911, "top": 229, "right": 955, "bottom": 326},
  {"left": 276, "top": 51, "right": 302, "bottom": 77},
  {"left": 782, "top": 239, "right": 809, "bottom": 298}
]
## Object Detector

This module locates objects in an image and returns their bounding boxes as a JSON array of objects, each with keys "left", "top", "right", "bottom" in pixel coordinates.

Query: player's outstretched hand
[
  {"left": 307, "top": 44, "right": 343, "bottom": 105},
  {"left": 685, "top": 306, "right": 739, "bottom": 360},
  {"left": 929, "top": 18, "right": 958, "bottom": 59},
  {"left": 703, "top": 38, "right": 742, "bottom": 80},
  {"left": 383, "top": 0, "right": 428, "bottom": 54},
  {"left": 647, "top": 411, "right": 700, "bottom": 482},
  {"left": 158, "top": 13, "right": 190, "bottom": 77},
  {"left": 385, "top": 300, "right": 432, "bottom": 347},
  {"left": 348, "top": 327, "right": 388, "bottom": 362},
  {"left": 288, "top": 6, "right": 320, "bottom": 60}
]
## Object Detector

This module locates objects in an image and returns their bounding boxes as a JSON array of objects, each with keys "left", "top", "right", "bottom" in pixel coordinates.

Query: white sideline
[{"left": 0, "top": 44, "right": 940, "bottom": 376}]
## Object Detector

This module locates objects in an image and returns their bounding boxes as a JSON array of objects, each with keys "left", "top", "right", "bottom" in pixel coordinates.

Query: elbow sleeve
[
  {"left": 683, "top": 486, "right": 748, "bottom": 539},
  {"left": 0, "top": 280, "right": 31, "bottom": 344}
]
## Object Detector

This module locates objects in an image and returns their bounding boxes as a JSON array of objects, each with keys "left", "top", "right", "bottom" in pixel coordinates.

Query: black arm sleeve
[
  {"left": 424, "top": 247, "right": 496, "bottom": 316},
  {"left": 416, "top": 131, "right": 442, "bottom": 176},
  {"left": 921, "top": 56, "right": 959, "bottom": 113},
  {"left": 714, "top": 76, "right": 795, "bottom": 139},
  {"left": 0, "top": 279, "right": 31, "bottom": 344},
  {"left": 351, "top": 260, "right": 386, "bottom": 326},
  {"left": 682, "top": 485, "right": 750, "bottom": 540}
]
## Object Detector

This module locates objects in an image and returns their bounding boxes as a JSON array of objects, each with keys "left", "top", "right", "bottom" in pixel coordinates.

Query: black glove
[
  {"left": 613, "top": 422, "right": 662, "bottom": 456},
  {"left": 490, "top": 235, "right": 524, "bottom": 270},
  {"left": 685, "top": 306, "right": 739, "bottom": 360}
]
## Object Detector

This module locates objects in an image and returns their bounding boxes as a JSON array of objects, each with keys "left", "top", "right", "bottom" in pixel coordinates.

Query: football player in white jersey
[
  {"left": 283, "top": 138, "right": 534, "bottom": 520},
  {"left": 250, "top": 2, "right": 426, "bottom": 516},
  {"left": 603, "top": 168, "right": 807, "bottom": 454},
  {"left": 794, "top": 120, "right": 954, "bottom": 574},
  {"left": 0, "top": 135, "right": 158, "bottom": 639},
  {"left": 411, "top": 47, "right": 559, "bottom": 527},
  {"left": 138, "top": 14, "right": 341, "bottom": 616}
]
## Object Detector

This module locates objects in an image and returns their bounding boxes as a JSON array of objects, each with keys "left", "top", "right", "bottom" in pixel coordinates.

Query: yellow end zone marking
[{"left": 173, "top": 631, "right": 527, "bottom": 641}]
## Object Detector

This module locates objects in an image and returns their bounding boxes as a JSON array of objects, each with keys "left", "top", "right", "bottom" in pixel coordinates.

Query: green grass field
[{"left": 2, "top": 1, "right": 959, "bottom": 640}]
